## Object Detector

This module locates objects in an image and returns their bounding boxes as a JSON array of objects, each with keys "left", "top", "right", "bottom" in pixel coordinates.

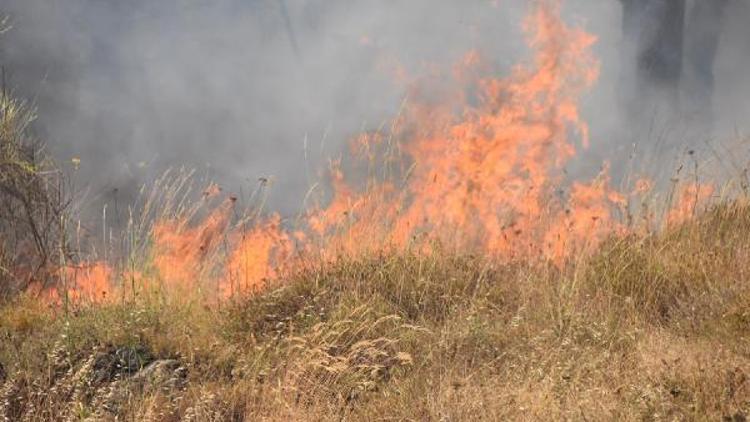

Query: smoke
[
  {"left": 1, "top": 0, "right": 748, "bottom": 218},
  {"left": 713, "top": 1, "right": 750, "bottom": 135}
]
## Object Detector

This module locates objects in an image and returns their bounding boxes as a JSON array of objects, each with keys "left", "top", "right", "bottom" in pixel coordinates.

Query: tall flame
[
  {"left": 43, "top": 0, "right": 715, "bottom": 304},
  {"left": 302, "top": 0, "right": 614, "bottom": 262}
]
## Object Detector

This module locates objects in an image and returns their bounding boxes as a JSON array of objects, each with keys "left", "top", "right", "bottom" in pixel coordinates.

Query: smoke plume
[{"left": 1, "top": 0, "right": 749, "bottom": 217}]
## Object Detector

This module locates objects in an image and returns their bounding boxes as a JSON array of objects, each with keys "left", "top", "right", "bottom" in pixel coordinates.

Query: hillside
[{"left": 2, "top": 201, "right": 750, "bottom": 421}]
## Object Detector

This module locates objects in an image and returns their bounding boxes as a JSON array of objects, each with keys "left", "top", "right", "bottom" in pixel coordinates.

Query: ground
[{"left": 2, "top": 201, "right": 750, "bottom": 421}]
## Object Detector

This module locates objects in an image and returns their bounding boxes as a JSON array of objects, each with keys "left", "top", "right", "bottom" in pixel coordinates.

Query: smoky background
[{"left": 0, "top": 0, "right": 749, "bottom": 223}]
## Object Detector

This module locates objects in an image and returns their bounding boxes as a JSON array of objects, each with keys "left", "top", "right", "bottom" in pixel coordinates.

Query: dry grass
[
  {"left": 1, "top": 199, "right": 750, "bottom": 421},
  {"left": 0, "top": 86, "right": 70, "bottom": 299}
]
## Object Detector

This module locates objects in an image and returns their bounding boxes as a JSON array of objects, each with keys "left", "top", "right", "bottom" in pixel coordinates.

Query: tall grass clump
[{"left": 0, "top": 84, "right": 70, "bottom": 300}]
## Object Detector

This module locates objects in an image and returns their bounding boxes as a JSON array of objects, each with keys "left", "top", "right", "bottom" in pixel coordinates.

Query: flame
[
  {"left": 298, "top": 0, "right": 615, "bottom": 263},
  {"left": 667, "top": 182, "right": 715, "bottom": 226},
  {"left": 151, "top": 202, "right": 229, "bottom": 291},
  {"left": 46, "top": 0, "right": 717, "bottom": 304},
  {"left": 31, "top": 263, "right": 114, "bottom": 305},
  {"left": 222, "top": 214, "right": 292, "bottom": 297}
]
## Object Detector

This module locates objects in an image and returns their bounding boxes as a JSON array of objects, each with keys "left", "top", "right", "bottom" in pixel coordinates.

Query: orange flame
[
  {"left": 32, "top": 263, "right": 115, "bottom": 305},
  {"left": 298, "top": 0, "right": 615, "bottom": 263},
  {"left": 151, "top": 202, "right": 229, "bottom": 291},
  {"left": 222, "top": 214, "right": 292, "bottom": 297},
  {"left": 48, "top": 0, "right": 715, "bottom": 304},
  {"left": 667, "top": 182, "right": 715, "bottom": 226}
]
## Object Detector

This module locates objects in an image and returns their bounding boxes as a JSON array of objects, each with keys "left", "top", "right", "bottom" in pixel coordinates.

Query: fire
[
  {"left": 667, "top": 182, "right": 715, "bottom": 226},
  {"left": 298, "top": 0, "right": 615, "bottom": 262},
  {"left": 222, "top": 214, "right": 292, "bottom": 297},
  {"left": 31, "top": 263, "right": 114, "bottom": 305},
  {"left": 42, "top": 0, "right": 717, "bottom": 305},
  {"left": 151, "top": 202, "right": 229, "bottom": 291}
]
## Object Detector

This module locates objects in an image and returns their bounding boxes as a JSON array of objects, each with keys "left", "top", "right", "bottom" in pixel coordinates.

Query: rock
[
  {"left": 95, "top": 359, "right": 188, "bottom": 416},
  {"left": 91, "top": 346, "right": 154, "bottom": 384}
]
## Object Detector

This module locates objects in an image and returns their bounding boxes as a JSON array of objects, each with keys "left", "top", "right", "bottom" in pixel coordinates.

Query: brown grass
[
  {"left": 1, "top": 199, "right": 750, "bottom": 421},
  {"left": 0, "top": 85, "right": 70, "bottom": 299}
]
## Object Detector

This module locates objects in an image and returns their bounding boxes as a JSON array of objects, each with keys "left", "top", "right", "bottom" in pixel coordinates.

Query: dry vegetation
[
  {"left": 2, "top": 6, "right": 750, "bottom": 419},
  {"left": 1, "top": 199, "right": 750, "bottom": 420},
  {"left": 0, "top": 83, "right": 70, "bottom": 300}
]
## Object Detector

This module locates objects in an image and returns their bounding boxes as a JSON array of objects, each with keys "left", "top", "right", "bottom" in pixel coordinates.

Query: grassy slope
[{"left": 2, "top": 201, "right": 750, "bottom": 421}]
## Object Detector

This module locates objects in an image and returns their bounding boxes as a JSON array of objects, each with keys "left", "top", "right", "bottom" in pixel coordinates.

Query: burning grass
[
  {"left": 2, "top": 201, "right": 750, "bottom": 420},
  {"left": 4, "top": 0, "right": 727, "bottom": 308},
  {"left": 2, "top": 0, "right": 750, "bottom": 419},
  {"left": 18, "top": 0, "right": 646, "bottom": 306}
]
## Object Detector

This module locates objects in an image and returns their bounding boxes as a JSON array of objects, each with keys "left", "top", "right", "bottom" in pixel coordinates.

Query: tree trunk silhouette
[
  {"left": 683, "top": 0, "right": 730, "bottom": 125},
  {"left": 620, "top": 0, "right": 686, "bottom": 113}
]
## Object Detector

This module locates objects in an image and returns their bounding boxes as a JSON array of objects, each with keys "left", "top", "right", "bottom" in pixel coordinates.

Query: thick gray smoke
[
  {"left": 1, "top": 0, "right": 749, "bottom": 217},
  {"left": 0, "top": 0, "right": 524, "bottom": 214}
]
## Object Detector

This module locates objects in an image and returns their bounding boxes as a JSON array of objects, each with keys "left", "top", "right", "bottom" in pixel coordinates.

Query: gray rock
[
  {"left": 95, "top": 359, "right": 188, "bottom": 416},
  {"left": 91, "top": 346, "right": 154, "bottom": 384}
]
